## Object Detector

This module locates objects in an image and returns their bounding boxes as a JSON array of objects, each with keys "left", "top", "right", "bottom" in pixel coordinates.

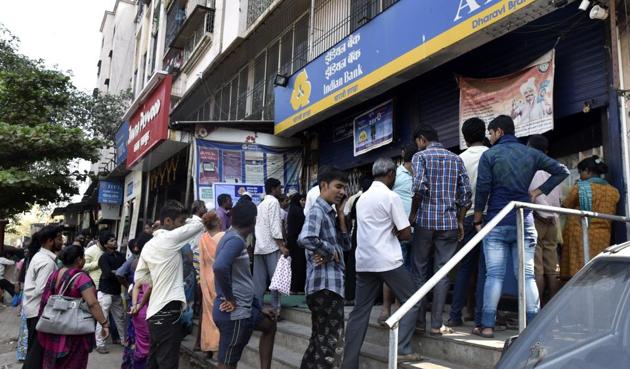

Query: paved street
[{"left": 0, "top": 304, "right": 124, "bottom": 369}]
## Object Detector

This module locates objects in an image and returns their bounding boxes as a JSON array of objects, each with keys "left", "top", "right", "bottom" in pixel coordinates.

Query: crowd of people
[{"left": 7, "top": 114, "right": 621, "bottom": 369}]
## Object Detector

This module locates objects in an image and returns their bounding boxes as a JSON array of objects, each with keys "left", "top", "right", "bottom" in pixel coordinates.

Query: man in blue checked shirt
[
  {"left": 409, "top": 125, "right": 472, "bottom": 335},
  {"left": 298, "top": 167, "right": 351, "bottom": 369}
]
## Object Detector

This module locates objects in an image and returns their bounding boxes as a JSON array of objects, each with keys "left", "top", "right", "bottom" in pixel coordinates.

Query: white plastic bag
[{"left": 269, "top": 255, "right": 292, "bottom": 295}]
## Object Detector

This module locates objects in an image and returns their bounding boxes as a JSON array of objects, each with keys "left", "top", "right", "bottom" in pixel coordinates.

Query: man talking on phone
[{"left": 298, "top": 167, "right": 351, "bottom": 369}]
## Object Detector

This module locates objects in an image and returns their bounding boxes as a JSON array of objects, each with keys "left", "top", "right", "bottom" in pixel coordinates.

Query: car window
[{"left": 496, "top": 259, "right": 630, "bottom": 369}]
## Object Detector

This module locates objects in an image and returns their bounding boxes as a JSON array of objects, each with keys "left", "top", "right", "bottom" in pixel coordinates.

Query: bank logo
[{"left": 290, "top": 70, "right": 312, "bottom": 110}]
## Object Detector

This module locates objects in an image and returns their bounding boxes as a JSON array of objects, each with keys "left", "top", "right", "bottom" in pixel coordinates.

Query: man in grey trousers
[
  {"left": 342, "top": 158, "right": 422, "bottom": 369},
  {"left": 253, "top": 178, "right": 290, "bottom": 314}
]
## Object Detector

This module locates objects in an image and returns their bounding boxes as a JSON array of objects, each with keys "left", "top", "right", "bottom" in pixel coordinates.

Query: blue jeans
[
  {"left": 481, "top": 224, "right": 540, "bottom": 328},
  {"left": 449, "top": 216, "right": 486, "bottom": 327}
]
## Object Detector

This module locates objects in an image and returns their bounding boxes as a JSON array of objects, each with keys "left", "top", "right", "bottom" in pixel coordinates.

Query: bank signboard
[
  {"left": 127, "top": 75, "right": 172, "bottom": 167},
  {"left": 98, "top": 180, "right": 123, "bottom": 204},
  {"left": 274, "top": 0, "right": 538, "bottom": 135}
]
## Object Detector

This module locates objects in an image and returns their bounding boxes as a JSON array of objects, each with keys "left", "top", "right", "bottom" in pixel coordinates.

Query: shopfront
[
  {"left": 274, "top": 1, "right": 626, "bottom": 233},
  {"left": 121, "top": 72, "right": 190, "bottom": 239}
]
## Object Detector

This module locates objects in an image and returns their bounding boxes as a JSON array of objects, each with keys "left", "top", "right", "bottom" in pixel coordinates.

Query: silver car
[{"left": 495, "top": 242, "right": 630, "bottom": 369}]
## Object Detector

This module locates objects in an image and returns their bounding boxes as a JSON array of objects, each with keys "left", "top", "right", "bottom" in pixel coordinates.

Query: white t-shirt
[
  {"left": 459, "top": 146, "right": 489, "bottom": 217},
  {"left": 355, "top": 181, "right": 411, "bottom": 272}
]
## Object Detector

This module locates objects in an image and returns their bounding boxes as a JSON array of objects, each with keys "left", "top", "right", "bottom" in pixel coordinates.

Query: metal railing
[{"left": 384, "top": 201, "right": 630, "bottom": 369}]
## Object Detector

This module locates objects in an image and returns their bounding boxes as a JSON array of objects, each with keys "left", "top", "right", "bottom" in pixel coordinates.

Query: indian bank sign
[{"left": 127, "top": 75, "right": 172, "bottom": 167}]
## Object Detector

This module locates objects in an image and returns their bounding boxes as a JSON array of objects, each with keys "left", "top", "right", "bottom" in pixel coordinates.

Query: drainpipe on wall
[
  {"left": 308, "top": 0, "right": 315, "bottom": 60},
  {"left": 610, "top": 0, "right": 630, "bottom": 239}
]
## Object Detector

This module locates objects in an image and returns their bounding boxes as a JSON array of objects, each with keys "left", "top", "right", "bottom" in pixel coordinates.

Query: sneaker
[
  {"left": 96, "top": 347, "right": 109, "bottom": 354},
  {"left": 398, "top": 353, "right": 422, "bottom": 362}
]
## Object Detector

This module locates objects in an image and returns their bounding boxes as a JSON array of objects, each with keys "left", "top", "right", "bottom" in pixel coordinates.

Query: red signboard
[{"left": 126, "top": 75, "right": 172, "bottom": 167}]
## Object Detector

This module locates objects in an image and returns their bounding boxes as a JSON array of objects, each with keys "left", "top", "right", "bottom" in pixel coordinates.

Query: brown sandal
[{"left": 472, "top": 326, "right": 495, "bottom": 338}]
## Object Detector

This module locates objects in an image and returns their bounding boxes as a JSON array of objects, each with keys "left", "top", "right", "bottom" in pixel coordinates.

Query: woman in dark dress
[{"left": 286, "top": 193, "right": 307, "bottom": 293}]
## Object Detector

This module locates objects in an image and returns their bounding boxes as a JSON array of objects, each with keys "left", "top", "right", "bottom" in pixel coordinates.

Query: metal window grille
[
  {"left": 310, "top": 0, "right": 399, "bottom": 62},
  {"left": 247, "top": 0, "right": 274, "bottom": 28}
]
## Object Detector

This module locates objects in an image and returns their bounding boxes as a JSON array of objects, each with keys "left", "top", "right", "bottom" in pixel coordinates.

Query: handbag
[
  {"left": 269, "top": 255, "right": 292, "bottom": 295},
  {"left": 36, "top": 272, "right": 96, "bottom": 335}
]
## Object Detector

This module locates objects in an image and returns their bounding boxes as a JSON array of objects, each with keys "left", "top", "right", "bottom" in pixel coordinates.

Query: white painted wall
[{"left": 97, "top": 0, "right": 136, "bottom": 94}]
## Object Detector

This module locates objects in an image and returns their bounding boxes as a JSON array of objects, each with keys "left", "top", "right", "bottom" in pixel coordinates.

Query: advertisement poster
[
  {"left": 266, "top": 153, "right": 285, "bottom": 185},
  {"left": 223, "top": 151, "right": 243, "bottom": 183},
  {"left": 285, "top": 153, "right": 301, "bottom": 194},
  {"left": 353, "top": 100, "right": 394, "bottom": 156},
  {"left": 213, "top": 183, "right": 265, "bottom": 208},
  {"left": 459, "top": 50, "right": 555, "bottom": 149},
  {"left": 245, "top": 151, "right": 265, "bottom": 184},
  {"left": 198, "top": 147, "right": 220, "bottom": 185},
  {"left": 195, "top": 139, "right": 302, "bottom": 208}
]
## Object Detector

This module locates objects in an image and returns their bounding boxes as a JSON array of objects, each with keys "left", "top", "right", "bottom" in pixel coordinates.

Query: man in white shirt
[
  {"left": 528, "top": 135, "right": 563, "bottom": 304},
  {"left": 22, "top": 224, "right": 63, "bottom": 369},
  {"left": 253, "top": 178, "right": 289, "bottom": 315},
  {"left": 304, "top": 184, "right": 320, "bottom": 216},
  {"left": 379, "top": 145, "right": 417, "bottom": 323},
  {"left": 342, "top": 158, "right": 421, "bottom": 368},
  {"left": 135, "top": 200, "right": 205, "bottom": 369},
  {"left": 448, "top": 118, "right": 489, "bottom": 331}
]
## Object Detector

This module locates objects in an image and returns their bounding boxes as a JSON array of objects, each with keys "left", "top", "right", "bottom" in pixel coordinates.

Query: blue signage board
[
  {"left": 98, "top": 180, "right": 123, "bottom": 204},
  {"left": 212, "top": 183, "right": 265, "bottom": 208},
  {"left": 353, "top": 100, "right": 394, "bottom": 156},
  {"left": 274, "top": 0, "right": 538, "bottom": 134},
  {"left": 115, "top": 121, "right": 129, "bottom": 166}
]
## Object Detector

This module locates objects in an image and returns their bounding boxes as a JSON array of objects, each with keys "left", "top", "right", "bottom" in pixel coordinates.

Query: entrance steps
[{"left": 181, "top": 304, "right": 511, "bottom": 369}]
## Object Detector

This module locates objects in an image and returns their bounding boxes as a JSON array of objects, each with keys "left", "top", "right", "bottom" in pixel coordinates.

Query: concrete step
[
  {"left": 182, "top": 305, "right": 508, "bottom": 369},
  {"left": 182, "top": 315, "right": 470, "bottom": 369},
  {"left": 245, "top": 331, "right": 468, "bottom": 369},
  {"left": 280, "top": 306, "right": 506, "bottom": 369}
]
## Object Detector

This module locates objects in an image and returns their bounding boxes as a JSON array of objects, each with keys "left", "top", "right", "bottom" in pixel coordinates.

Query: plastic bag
[
  {"left": 11, "top": 291, "right": 22, "bottom": 307},
  {"left": 269, "top": 255, "right": 292, "bottom": 295}
]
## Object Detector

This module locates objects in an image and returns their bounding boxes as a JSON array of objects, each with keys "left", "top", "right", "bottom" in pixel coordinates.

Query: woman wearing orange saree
[
  {"left": 198, "top": 210, "right": 226, "bottom": 354},
  {"left": 561, "top": 156, "right": 620, "bottom": 278}
]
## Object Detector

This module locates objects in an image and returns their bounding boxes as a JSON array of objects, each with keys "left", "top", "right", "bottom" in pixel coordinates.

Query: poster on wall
[
  {"left": 353, "top": 100, "right": 394, "bottom": 157},
  {"left": 213, "top": 183, "right": 265, "bottom": 208},
  {"left": 245, "top": 151, "right": 265, "bottom": 184},
  {"left": 223, "top": 151, "right": 243, "bottom": 183},
  {"left": 195, "top": 139, "right": 302, "bottom": 209},
  {"left": 458, "top": 50, "right": 555, "bottom": 149},
  {"left": 198, "top": 146, "right": 220, "bottom": 185}
]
